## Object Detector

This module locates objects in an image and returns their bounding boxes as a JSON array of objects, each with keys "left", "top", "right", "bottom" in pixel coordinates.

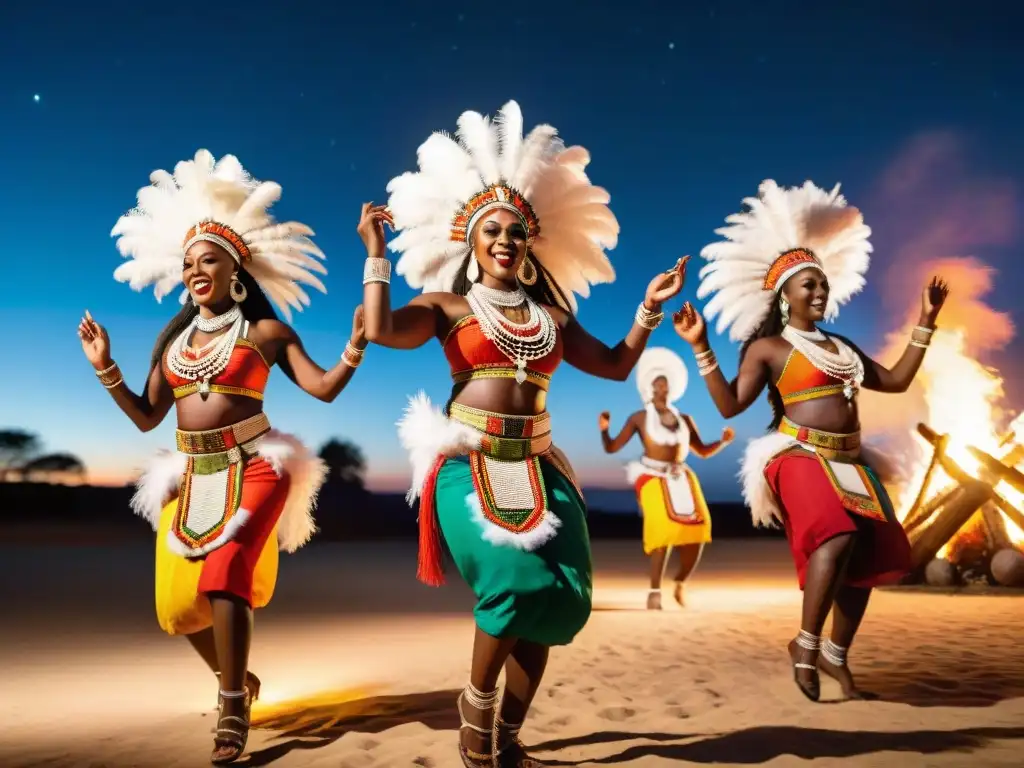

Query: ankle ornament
[
  {"left": 821, "top": 639, "right": 847, "bottom": 666},
  {"left": 795, "top": 630, "right": 821, "bottom": 652}
]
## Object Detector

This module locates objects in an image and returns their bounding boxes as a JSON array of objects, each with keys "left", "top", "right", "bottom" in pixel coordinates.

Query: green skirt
[{"left": 434, "top": 455, "right": 593, "bottom": 646}]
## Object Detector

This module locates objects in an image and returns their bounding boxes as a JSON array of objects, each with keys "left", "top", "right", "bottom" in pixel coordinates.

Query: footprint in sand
[
  {"left": 358, "top": 738, "right": 381, "bottom": 751},
  {"left": 598, "top": 706, "right": 637, "bottom": 722},
  {"left": 666, "top": 706, "right": 691, "bottom": 719},
  {"left": 412, "top": 758, "right": 434, "bottom": 767}
]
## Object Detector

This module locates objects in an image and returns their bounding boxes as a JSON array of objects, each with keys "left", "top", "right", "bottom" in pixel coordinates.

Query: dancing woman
[
  {"left": 599, "top": 347, "right": 733, "bottom": 609},
  {"left": 359, "top": 101, "right": 684, "bottom": 767},
  {"left": 673, "top": 180, "right": 947, "bottom": 702},
  {"left": 78, "top": 150, "right": 365, "bottom": 763}
]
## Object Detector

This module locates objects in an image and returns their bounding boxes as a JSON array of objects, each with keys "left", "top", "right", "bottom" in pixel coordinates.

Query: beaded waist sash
[
  {"left": 778, "top": 417, "right": 860, "bottom": 460},
  {"left": 451, "top": 365, "right": 552, "bottom": 391},
  {"left": 447, "top": 403, "right": 552, "bottom": 460},
  {"left": 169, "top": 413, "right": 271, "bottom": 557}
]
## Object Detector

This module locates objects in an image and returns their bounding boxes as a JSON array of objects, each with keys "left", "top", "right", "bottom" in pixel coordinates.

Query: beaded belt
[
  {"left": 779, "top": 417, "right": 860, "bottom": 459},
  {"left": 451, "top": 365, "right": 552, "bottom": 391},
  {"left": 175, "top": 412, "right": 271, "bottom": 456},
  {"left": 448, "top": 402, "right": 552, "bottom": 461}
]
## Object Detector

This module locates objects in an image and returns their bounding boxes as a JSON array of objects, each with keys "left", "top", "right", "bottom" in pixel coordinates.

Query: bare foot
[
  {"left": 673, "top": 582, "right": 685, "bottom": 607},
  {"left": 819, "top": 657, "right": 878, "bottom": 701},
  {"left": 788, "top": 638, "right": 820, "bottom": 702},
  {"left": 647, "top": 590, "right": 662, "bottom": 610}
]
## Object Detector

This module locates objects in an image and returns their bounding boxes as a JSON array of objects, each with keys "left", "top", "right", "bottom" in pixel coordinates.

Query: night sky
[{"left": 1, "top": 1, "right": 1021, "bottom": 500}]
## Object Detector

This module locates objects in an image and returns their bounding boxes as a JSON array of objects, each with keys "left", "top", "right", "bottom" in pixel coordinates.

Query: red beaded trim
[
  {"left": 763, "top": 248, "right": 819, "bottom": 290},
  {"left": 183, "top": 221, "right": 252, "bottom": 263},
  {"left": 450, "top": 184, "right": 539, "bottom": 243}
]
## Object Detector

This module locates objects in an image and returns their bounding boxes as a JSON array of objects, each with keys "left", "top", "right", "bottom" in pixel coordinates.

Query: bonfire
[{"left": 889, "top": 328, "right": 1024, "bottom": 588}]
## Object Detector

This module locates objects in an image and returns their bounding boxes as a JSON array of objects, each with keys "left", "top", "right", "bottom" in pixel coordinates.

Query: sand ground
[{"left": 1, "top": 535, "right": 1022, "bottom": 767}]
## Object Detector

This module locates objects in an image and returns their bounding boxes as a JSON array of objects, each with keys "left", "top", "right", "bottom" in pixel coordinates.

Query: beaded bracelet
[
  {"left": 342, "top": 341, "right": 366, "bottom": 368},
  {"left": 635, "top": 302, "right": 664, "bottom": 330},
  {"left": 363, "top": 258, "right": 392, "bottom": 285}
]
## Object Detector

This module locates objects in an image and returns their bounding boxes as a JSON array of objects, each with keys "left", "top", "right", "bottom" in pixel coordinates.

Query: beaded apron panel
[
  {"left": 469, "top": 452, "right": 550, "bottom": 535},
  {"left": 172, "top": 452, "right": 245, "bottom": 553},
  {"left": 661, "top": 470, "right": 705, "bottom": 525},
  {"left": 816, "top": 454, "right": 891, "bottom": 523}
]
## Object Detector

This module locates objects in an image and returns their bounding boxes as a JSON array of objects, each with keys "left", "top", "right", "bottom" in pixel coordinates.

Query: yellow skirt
[
  {"left": 637, "top": 467, "right": 712, "bottom": 554},
  {"left": 153, "top": 499, "right": 279, "bottom": 636}
]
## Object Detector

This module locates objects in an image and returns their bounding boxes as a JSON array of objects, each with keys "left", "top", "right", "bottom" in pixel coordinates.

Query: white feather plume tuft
[
  {"left": 696, "top": 179, "right": 872, "bottom": 342},
  {"left": 110, "top": 149, "right": 326, "bottom": 320},
  {"left": 386, "top": 100, "right": 618, "bottom": 313}
]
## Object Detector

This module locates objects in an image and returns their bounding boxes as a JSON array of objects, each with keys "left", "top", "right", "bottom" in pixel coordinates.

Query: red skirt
[
  {"left": 196, "top": 457, "right": 291, "bottom": 604},
  {"left": 764, "top": 451, "right": 910, "bottom": 590}
]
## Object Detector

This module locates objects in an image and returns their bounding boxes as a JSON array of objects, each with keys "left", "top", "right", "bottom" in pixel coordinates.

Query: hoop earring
[
  {"left": 779, "top": 297, "right": 789, "bottom": 324},
  {"left": 466, "top": 258, "right": 480, "bottom": 282},
  {"left": 229, "top": 274, "right": 248, "bottom": 303},
  {"left": 517, "top": 256, "right": 537, "bottom": 286}
]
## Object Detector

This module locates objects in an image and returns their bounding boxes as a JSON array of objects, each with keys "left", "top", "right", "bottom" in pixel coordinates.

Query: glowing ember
[{"left": 892, "top": 327, "right": 1024, "bottom": 557}]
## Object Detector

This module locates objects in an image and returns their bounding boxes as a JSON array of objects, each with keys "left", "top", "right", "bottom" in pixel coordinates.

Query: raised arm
[
  {"left": 261, "top": 306, "right": 367, "bottom": 403},
  {"left": 840, "top": 277, "right": 948, "bottom": 394},
  {"left": 672, "top": 302, "right": 771, "bottom": 419},
  {"left": 599, "top": 410, "right": 641, "bottom": 454},
  {"left": 561, "top": 258, "right": 688, "bottom": 382},
  {"left": 357, "top": 202, "right": 441, "bottom": 350},
  {"left": 682, "top": 415, "right": 734, "bottom": 459},
  {"left": 78, "top": 311, "right": 174, "bottom": 433}
]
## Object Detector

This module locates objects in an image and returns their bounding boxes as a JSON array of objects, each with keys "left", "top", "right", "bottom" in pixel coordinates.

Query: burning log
[{"left": 900, "top": 421, "right": 1024, "bottom": 585}]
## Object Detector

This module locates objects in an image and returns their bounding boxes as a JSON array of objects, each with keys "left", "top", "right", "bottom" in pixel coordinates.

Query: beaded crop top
[
  {"left": 774, "top": 348, "right": 847, "bottom": 405},
  {"left": 163, "top": 322, "right": 270, "bottom": 401},
  {"left": 443, "top": 315, "right": 563, "bottom": 391}
]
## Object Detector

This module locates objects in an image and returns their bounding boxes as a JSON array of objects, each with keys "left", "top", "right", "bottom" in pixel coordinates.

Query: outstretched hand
[
  {"left": 721, "top": 426, "right": 735, "bottom": 444},
  {"left": 356, "top": 202, "right": 395, "bottom": 260},
  {"left": 598, "top": 411, "right": 611, "bottom": 431},
  {"left": 672, "top": 302, "right": 707, "bottom": 347},
  {"left": 78, "top": 310, "right": 112, "bottom": 369},
  {"left": 921, "top": 276, "right": 949, "bottom": 321},
  {"left": 644, "top": 256, "right": 688, "bottom": 309}
]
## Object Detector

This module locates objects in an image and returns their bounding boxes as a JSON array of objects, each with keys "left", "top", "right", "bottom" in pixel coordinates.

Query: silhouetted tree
[
  {"left": 0, "top": 429, "right": 87, "bottom": 483},
  {"left": 318, "top": 438, "right": 366, "bottom": 488}
]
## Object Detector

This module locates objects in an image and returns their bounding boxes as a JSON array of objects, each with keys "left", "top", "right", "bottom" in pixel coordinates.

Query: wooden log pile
[{"left": 900, "top": 422, "right": 1024, "bottom": 587}]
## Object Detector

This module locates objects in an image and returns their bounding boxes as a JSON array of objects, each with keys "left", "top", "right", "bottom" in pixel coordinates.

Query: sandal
[
  {"left": 213, "top": 671, "right": 261, "bottom": 710},
  {"left": 211, "top": 688, "right": 251, "bottom": 764},
  {"left": 457, "top": 683, "right": 497, "bottom": 768},
  {"left": 495, "top": 715, "right": 546, "bottom": 768},
  {"left": 819, "top": 639, "right": 877, "bottom": 701},
  {"left": 789, "top": 630, "right": 821, "bottom": 702}
]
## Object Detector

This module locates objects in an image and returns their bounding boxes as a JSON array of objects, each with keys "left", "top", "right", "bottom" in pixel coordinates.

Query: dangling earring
[
  {"left": 779, "top": 297, "right": 789, "bottom": 324},
  {"left": 517, "top": 256, "right": 537, "bottom": 286},
  {"left": 229, "top": 273, "right": 248, "bottom": 303},
  {"left": 466, "top": 258, "right": 480, "bottom": 282}
]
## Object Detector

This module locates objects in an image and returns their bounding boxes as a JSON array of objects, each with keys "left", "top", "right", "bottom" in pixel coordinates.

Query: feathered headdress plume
[
  {"left": 635, "top": 347, "right": 689, "bottom": 404},
  {"left": 111, "top": 149, "right": 327, "bottom": 320},
  {"left": 695, "top": 179, "right": 873, "bottom": 342},
  {"left": 385, "top": 100, "right": 619, "bottom": 313}
]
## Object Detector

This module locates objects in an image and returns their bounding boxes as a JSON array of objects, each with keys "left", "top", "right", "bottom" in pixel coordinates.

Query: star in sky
[{"left": 33, "top": 94, "right": 41, "bottom": 103}]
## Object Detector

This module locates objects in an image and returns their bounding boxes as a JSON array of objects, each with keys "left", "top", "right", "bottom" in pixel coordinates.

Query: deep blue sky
[{"left": 1, "top": 1, "right": 1021, "bottom": 498}]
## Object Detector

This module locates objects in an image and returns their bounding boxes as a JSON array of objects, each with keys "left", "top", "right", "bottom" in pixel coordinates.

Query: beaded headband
[
  {"left": 763, "top": 248, "right": 822, "bottom": 292},
  {"left": 453, "top": 185, "right": 539, "bottom": 244},
  {"left": 182, "top": 221, "right": 253, "bottom": 264}
]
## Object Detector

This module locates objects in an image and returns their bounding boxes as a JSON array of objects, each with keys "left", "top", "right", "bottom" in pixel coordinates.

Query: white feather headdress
[
  {"left": 696, "top": 179, "right": 872, "bottom": 342},
  {"left": 111, "top": 149, "right": 327, "bottom": 320},
  {"left": 385, "top": 100, "right": 619, "bottom": 313},
  {"left": 635, "top": 347, "right": 688, "bottom": 404}
]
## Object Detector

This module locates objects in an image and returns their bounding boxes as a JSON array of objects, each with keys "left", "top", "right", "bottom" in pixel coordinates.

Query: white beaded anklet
[
  {"left": 794, "top": 630, "right": 820, "bottom": 670},
  {"left": 821, "top": 639, "right": 847, "bottom": 666}
]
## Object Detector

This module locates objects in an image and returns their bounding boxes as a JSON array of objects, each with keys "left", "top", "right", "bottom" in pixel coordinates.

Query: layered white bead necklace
[
  {"left": 467, "top": 282, "right": 557, "bottom": 384},
  {"left": 166, "top": 304, "right": 244, "bottom": 395},
  {"left": 781, "top": 324, "right": 864, "bottom": 400}
]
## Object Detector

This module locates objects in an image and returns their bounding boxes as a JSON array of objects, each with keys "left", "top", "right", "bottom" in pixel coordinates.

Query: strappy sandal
[
  {"left": 211, "top": 688, "right": 251, "bottom": 764},
  {"left": 213, "top": 671, "right": 261, "bottom": 710},
  {"left": 819, "top": 639, "right": 876, "bottom": 701},
  {"left": 457, "top": 684, "right": 497, "bottom": 768},
  {"left": 495, "top": 715, "right": 546, "bottom": 768},
  {"left": 789, "top": 630, "right": 821, "bottom": 702}
]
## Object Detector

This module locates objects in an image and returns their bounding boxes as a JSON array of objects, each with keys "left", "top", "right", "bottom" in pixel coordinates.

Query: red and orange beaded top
[
  {"left": 443, "top": 315, "right": 562, "bottom": 391},
  {"left": 763, "top": 248, "right": 820, "bottom": 291},
  {"left": 774, "top": 348, "right": 846, "bottom": 405},
  {"left": 163, "top": 338, "right": 270, "bottom": 401}
]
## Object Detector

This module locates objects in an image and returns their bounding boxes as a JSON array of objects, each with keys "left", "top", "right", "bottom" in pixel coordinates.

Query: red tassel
[{"left": 416, "top": 455, "right": 447, "bottom": 587}]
